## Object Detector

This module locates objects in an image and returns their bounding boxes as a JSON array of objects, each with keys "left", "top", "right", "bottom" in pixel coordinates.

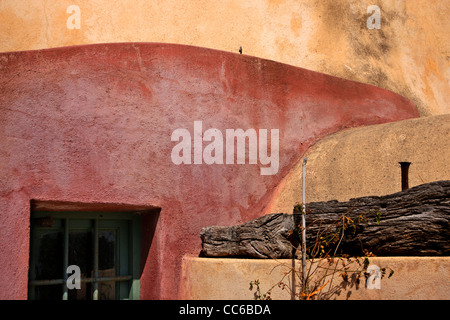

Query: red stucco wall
[{"left": 0, "top": 43, "right": 418, "bottom": 299}]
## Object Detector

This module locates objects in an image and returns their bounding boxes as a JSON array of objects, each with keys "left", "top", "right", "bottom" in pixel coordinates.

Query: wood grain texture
[
  {"left": 201, "top": 181, "right": 450, "bottom": 258},
  {"left": 201, "top": 213, "right": 300, "bottom": 258},
  {"left": 303, "top": 180, "right": 450, "bottom": 256}
]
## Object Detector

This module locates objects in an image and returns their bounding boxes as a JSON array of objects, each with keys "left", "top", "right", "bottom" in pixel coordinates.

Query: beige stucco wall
[
  {"left": 266, "top": 114, "right": 450, "bottom": 213},
  {"left": 179, "top": 256, "right": 450, "bottom": 300},
  {"left": 0, "top": 0, "right": 449, "bottom": 116}
]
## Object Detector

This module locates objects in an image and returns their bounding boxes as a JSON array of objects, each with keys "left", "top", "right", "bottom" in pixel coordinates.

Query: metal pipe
[
  {"left": 301, "top": 158, "right": 307, "bottom": 295},
  {"left": 30, "top": 275, "right": 132, "bottom": 287},
  {"left": 93, "top": 219, "right": 99, "bottom": 300},
  {"left": 62, "top": 218, "right": 69, "bottom": 300},
  {"left": 399, "top": 162, "right": 411, "bottom": 191}
]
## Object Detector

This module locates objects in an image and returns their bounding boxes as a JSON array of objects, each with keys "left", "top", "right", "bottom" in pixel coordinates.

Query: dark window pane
[
  {"left": 68, "top": 231, "right": 93, "bottom": 300},
  {"left": 98, "top": 281, "right": 115, "bottom": 300},
  {"left": 99, "top": 230, "right": 117, "bottom": 300},
  {"left": 69, "top": 231, "right": 93, "bottom": 276},
  {"left": 34, "top": 231, "right": 63, "bottom": 280},
  {"left": 35, "top": 285, "right": 62, "bottom": 300},
  {"left": 99, "top": 230, "right": 116, "bottom": 272},
  {"left": 68, "top": 282, "right": 91, "bottom": 300}
]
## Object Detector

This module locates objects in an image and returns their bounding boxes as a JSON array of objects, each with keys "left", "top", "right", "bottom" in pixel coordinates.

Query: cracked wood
[{"left": 201, "top": 180, "right": 450, "bottom": 258}]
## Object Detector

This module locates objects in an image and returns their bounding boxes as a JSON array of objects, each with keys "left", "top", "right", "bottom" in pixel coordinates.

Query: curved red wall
[{"left": 0, "top": 43, "right": 418, "bottom": 299}]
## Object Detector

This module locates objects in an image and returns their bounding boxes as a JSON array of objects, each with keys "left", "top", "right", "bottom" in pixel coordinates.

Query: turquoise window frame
[{"left": 28, "top": 211, "right": 141, "bottom": 300}]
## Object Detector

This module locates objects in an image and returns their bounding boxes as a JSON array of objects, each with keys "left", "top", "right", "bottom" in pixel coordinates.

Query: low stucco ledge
[{"left": 178, "top": 255, "right": 450, "bottom": 300}]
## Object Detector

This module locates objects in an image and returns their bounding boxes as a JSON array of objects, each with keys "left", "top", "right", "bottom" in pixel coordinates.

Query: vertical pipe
[
  {"left": 62, "top": 218, "right": 69, "bottom": 300},
  {"left": 29, "top": 222, "right": 36, "bottom": 300},
  {"left": 301, "top": 158, "right": 307, "bottom": 295},
  {"left": 93, "top": 219, "right": 99, "bottom": 300},
  {"left": 399, "top": 162, "right": 411, "bottom": 191},
  {"left": 291, "top": 253, "right": 295, "bottom": 300}
]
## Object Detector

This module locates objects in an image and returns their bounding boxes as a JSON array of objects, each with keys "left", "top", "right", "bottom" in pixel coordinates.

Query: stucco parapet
[{"left": 179, "top": 256, "right": 450, "bottom": 300}]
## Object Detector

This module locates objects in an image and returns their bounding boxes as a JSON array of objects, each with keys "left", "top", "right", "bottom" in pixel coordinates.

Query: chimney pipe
[{"left": 399, "top": 162, "right": 411, "bottom": 191}]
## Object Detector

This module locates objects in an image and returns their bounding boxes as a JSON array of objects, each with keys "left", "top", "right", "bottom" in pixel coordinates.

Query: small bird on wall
[{"left": 239, "top": 46, "right": 242, "bottom": 54}]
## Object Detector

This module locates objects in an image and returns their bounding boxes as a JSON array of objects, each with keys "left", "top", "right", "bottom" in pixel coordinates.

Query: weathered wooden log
[
  {"left": 302, "top": 180, "right": 450, "bottom": 256},
  {"left": 200, "top": 180, "right": 450, "bottom": 258},
  {"left": 200, "top": 213, "right": 300, "bottom": 258}
]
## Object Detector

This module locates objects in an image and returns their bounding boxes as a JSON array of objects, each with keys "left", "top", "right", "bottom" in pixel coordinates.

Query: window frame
[{"left": 28, "top": 211, "right": 141, "bottom": 300}]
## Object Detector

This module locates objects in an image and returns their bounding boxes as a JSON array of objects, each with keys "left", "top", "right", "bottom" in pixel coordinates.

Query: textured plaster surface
[
  {"left": 267, "top": 114, "right": 450, "bottom": 214},
  {"left": 0, "top": 0, "right": 448, "bottom": 115},
  {"left": 179, "top": 256, "right": 450, "bottom": 300},
  {"left": 0, "top": 43, "right": 417, "bottom": 299}
]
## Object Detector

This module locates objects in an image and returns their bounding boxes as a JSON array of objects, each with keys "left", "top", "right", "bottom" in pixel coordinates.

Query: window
[{"left": 28, "top": 211, "right": 141, "bottom": 300}]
